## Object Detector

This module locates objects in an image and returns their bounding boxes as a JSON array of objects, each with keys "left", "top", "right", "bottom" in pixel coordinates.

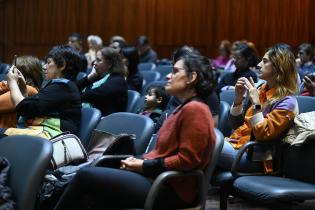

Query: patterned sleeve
[{"left": 250, "top": 96, "right": 297, "bottom": 140}]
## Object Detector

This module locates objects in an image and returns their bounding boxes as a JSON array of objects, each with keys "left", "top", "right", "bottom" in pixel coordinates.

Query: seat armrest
[
  {"left": 231, "top": 140, "right": 280, "bottom": 177},
  {"left": 92, "top": 155, "right": 133, "bottom": 167},
  {"left": 144, "top": 170, "right": 205, "bottom": 210}
]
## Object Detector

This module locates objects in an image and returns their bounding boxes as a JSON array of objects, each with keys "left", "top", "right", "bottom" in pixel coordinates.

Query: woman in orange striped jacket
[{"left": 219, "top": 44, "right": 299, "bottom": 172}]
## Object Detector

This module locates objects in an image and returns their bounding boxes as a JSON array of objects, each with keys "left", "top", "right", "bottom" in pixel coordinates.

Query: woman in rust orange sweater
[
  {"left": 0, "top": 56, "right": 42, "bottom": 128},
  {"left": 55, "top": 53, "right": 217, "bottom": 210}
]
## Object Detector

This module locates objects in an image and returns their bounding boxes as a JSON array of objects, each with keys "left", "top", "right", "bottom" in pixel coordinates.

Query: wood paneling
[
  {"left": 87, "top": 0, "right": 149, "bottom": 45},
  {"left": 213, "top": 0, "right": 311, "bottom": 56},
  {"left": 15, "top": 0, "right": 80, "bottom": 45},
  {"left": 0, "top": 0, "right": 314, "bottom": 63},
  {"left": 0, "top": 1, "right": 4, "bottom": 60}
]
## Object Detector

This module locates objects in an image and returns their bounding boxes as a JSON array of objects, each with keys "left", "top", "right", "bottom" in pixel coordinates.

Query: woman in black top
[
  {"left": 2, "top": 45, "right": 82, "bottom": 139},
  {"left": 217, "top": 43, "right": 259, "bottom": 92},
  {"left": 77, "top": 47, "right": 128, "bottom": 116}
]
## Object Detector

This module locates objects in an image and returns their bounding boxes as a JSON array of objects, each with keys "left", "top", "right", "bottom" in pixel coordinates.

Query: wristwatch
[{"left": 252, "top": 104, "right": 262, "bottom": 111}]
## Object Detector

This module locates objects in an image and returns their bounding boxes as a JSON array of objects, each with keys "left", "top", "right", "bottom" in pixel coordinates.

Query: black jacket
[{"left": 77, "top": 73, "right": 128, "bottom": 116}]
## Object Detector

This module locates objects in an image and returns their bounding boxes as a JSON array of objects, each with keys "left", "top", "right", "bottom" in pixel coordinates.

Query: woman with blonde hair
[
  {"left": 219, "top": 44, "right": 298, "bottom": 172},
  {"left": 0, "top": 55, "right": 42, "bottom": 128}
]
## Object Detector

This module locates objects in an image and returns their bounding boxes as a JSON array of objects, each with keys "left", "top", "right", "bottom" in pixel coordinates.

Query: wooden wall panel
[
  {"left": 154, "top": 0, "right": 214, "bottom": 57},
  {"left": 0, "top": 1, "right": 4, "bottom": 60},
  {"left": 213, "top": 0, "right": 311, "bottom": 56},
  {"left": 0, "top": 0, "right": 314, "bottom": 62},
  {"left": 15, "top": 0, "right": 79, "bottom": 45},
  {"left": 87, "top": 0, "right": 149, "bottom": 45}
]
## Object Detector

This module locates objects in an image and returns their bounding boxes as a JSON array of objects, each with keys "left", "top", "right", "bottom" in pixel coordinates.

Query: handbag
[
  {"left": 86, "top": 129, "right": 136, "bottom": 161},
  {"left": 50, "top": 133, "right": 88, "bottom": 170},
  {"left": 0, "top": 157, "right": 15, "bottom": 210}
]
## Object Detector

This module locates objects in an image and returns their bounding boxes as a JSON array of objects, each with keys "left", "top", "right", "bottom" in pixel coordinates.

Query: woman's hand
[
  {"left": 242, "top": 77, "right": 260, "bottom": 105},
  {"left": 7, "top": 66, "right": 27, "bottom": 97},
  {"left": 303, "top": 75, "right": 315, "bottom": 96},
  {"left": 121, "top": 157, "right": 144, "bottom": 173},
  {"left": 6, "top": 66, "right": 26, "bottom": 106},
  {"left": 7, "top": 66, "right": 19, "bottom": 83},
  {"left": 233, "top": 77, "right": 246, "bottom": 106},
  {"left": 87, "top": 66, "right": 99, "bottom": 81}
]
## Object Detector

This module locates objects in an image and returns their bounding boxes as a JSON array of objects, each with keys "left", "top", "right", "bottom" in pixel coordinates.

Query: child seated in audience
[{"left": 138, "top": 86, "right": 169, "bottom": 123}]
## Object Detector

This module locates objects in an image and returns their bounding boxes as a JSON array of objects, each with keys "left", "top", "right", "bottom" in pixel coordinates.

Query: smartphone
[
  {"left": 13, "top": 54, "right": 17, "bottom": 66},
  {"left": 306, "top": 73, "right": 315, "bottom": 81}
]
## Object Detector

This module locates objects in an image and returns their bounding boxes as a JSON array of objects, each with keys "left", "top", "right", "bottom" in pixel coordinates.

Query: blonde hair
[{"left": 267, "top": 44, "right": 298, "bottom": 104}]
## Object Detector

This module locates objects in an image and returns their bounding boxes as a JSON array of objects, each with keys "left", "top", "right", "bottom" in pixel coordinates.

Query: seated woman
[
  {"left": 218, "top": 44, "right": 299, "bottom": 172},
  {"left": 54, "top": 54, "right": 217, "bottom": 210},
  {"left": 218, "top": 43, "right": 258, "bottom": 92},
  {"left": 154, "top": 45, "right": 220, "bottom": 133},
  {"left": 0, "top": 55, "right": 42, "bottom": 128},
  {"left": 1, "top": 45, "right": 82, "bottom": 139},
  {"left": 137, "top": 85, "right": 169, "bottom": 123},
  {"left": 77, "top": 47, "right": 128, "bottom": 116}
]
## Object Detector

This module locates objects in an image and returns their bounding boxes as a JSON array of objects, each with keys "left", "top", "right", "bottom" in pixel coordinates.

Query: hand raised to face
[
  {"left": 304, "top": 75, "right": 315, "bottom": 96},
  {"left": 7, "top": 66, "right": 20, "bottom": 82},
  {"left": 240, "top": 77, "right": 260, "bottom": 105}
]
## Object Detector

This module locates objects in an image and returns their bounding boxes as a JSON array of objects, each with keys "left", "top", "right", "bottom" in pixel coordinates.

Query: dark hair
[
  {"left": 121, "top": 47, "right": 139, "bottom": 75},
  {"left": 172, "top": 45, "right": 201, "bottom": 64},
  {"left": 100, "top": 47, "right": 126, "bottom": 76},
  {"left": 136, "top": 35, "right": 149, "bottom": 47},
  {"left": 147, "top": 86, "right": 170, "bottom": 110},
  {"left": 298, "top": 43, "right": 313, "bottom": 56},
  {"left": 46, "top": 45, "right": 82, "bottom": 81},
  {"left": 182, "top": 54, "right": 217, "bottom": 99},
  {"left": 220, "top": 40, "right": 232, "bottom": 55},
  {"left": 68, "top": 32, "right": 83, "bottom": 43},
  {"left": 236, "top": 43, "right": 259, "bottom": 68}
]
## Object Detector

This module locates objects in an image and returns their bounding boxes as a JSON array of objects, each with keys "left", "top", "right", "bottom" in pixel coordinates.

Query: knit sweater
[{"left": 143, "top": 100, "right": 215, "bottom": 203}]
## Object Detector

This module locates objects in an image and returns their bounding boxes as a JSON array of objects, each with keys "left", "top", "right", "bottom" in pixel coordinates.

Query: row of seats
[
  {"left": 0, "top": 109, "right": 157, "bottom": 210},
  {"left": 0, "top": 107, "right": 227, "bottom": 210},
  {"left": 4, "top": 87, "right": 315, "bottom": 210},
  {"left": 213, "top": 95, "right": 315, "bottom": 210}
]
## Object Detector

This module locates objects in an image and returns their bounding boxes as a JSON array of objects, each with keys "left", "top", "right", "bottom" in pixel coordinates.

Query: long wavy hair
[{"left": 267, "top": 44, "right": 298, "bottom": 104}]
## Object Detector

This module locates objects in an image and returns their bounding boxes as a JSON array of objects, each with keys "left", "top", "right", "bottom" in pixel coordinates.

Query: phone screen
[
  {"left": 306, "top": 74, "right": 315, "bottom": 81},
  {"left": 13, "top": 55, "right": 17, "bottom": 66}
]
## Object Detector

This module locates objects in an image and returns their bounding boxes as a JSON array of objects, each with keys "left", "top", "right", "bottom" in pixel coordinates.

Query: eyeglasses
[{"left": 172, "top": 66, "right": 186, "bottom": 74}]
